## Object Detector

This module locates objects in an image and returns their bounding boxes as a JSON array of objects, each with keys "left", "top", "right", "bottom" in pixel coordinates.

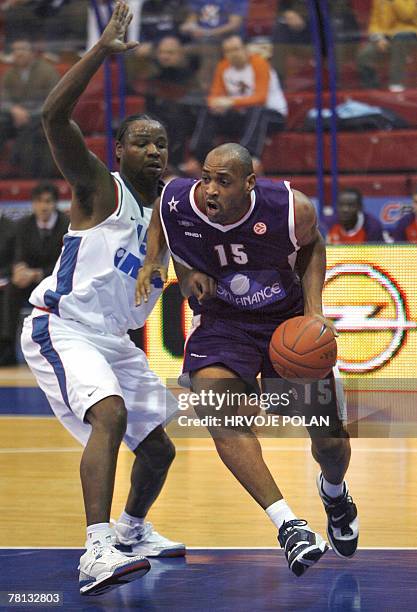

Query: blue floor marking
[
  {"left": 0, "top": 548, "right": 415, "bottom": 611},
  {"left": 0, "top": 387, "right": 52, "bottom": 416}
]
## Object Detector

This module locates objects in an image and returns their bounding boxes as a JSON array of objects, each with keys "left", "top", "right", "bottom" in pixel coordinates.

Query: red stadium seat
[
  {"left": 55, "top": 61, "right": 126, "bottom": 97},
  {"left": 350, "top": 0, "right": 372, "bottom": 31},
  {"left": 85, "top": 136, "right": 108, "bottom": 164},
  {"left": 0, "top": 180, "right": 71, "bottom": 201},
  {"left": 262, "top": 130, "right": 417, "bottom": 173},
  {"left": 246, "top": 0, "right": 276, "bottom": 36},
  {"left": 0, "top": 174, "right": 411, "bottom": 204},
  {"left": 273, "top": 174, "right": 412, "bottom": 201},
  {"left": 0, "top": 62, "right": 11, "bottom": 80},
  {"left": 73, "top": 96, "right": 145, "bottom": 134},
  {"left": 0, "top": 142, "right": 20, "bottom": 178},
  {"left": 85, "top": 62, "right": 126, "bottom": 98}
]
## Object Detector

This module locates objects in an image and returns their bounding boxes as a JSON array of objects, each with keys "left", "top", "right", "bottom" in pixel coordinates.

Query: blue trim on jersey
[
  {"left": 44, "top": 235, "right": 81, "bottom": 315},
  {"left": 31, "top": 315, "right": 71, "bottom": 410},
  {"left": 120, "top": 173, "right": 144, "bottom": 217}
]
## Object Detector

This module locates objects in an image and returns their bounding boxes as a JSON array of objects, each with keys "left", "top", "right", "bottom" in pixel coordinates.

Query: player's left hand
[
  {"left": 98, "top": 1, "right": 139, "bottom": 55},
  {"left": 309, "top": 313, "right": 339, "bottom": 337},
  {"left": 136, "top": 262, "right": 168, "bottom": 305}
]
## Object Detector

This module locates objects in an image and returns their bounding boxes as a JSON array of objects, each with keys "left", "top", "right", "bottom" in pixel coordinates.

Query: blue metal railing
[
  {"left": 307, "top": 0, "right": 339, "bottom": 220},
  {"left": 90, "top": 0, "right": 127, "bottom": 169}
]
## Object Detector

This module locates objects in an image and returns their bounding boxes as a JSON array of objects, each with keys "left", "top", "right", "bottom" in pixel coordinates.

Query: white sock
[
  {"left": 265, "top": 499, "right": 298, "bottom": 530},
  {"left": 321, "top": 474, "right": 344, "bottom": 499},
  {"left": 119, "top": 510, "right": 145, "bottom": 531},
  {"left": 86, "top": 522, "right": 114, "bottom": 548}
]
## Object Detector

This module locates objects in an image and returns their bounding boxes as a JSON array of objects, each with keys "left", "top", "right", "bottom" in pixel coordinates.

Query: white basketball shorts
[{"left": 21, "top": 309, "right": 178, "bottom": 450}]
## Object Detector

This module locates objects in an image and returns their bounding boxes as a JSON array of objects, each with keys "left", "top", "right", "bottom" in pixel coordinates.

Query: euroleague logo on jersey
[
  {"left": 323, "top": 263, "right": 416, "bottom": 373},
  {"left": 253, "top": 222, "right": 267, "bottom": 235}
]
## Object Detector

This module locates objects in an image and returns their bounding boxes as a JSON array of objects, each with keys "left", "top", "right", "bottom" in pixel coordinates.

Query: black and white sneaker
[
  {"left": 278, "top": 519, "right": 329, "bottom": 577},
  {"left": 317, "top": 473, "right": 359, "bottom": 558}
]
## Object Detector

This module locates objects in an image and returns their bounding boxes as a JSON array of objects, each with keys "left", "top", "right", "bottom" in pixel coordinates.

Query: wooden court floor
[{"left": 1, "top": 366, "right": 417, "bottom": 549}]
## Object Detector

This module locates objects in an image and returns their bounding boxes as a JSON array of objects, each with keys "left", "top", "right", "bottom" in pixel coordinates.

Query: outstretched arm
[
  {"left": 293, "top": 189, "right": 337, "bottom": 336},
  {"left": 42, "top": 1, "right": 138, "bottom": 223}
]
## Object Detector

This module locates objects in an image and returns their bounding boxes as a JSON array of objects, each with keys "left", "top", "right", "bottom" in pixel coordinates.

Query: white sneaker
[
  {"left": 79, "top": 540, "right": 150, "bottom": 596},
  {"left": 113, "top": 520, "right": 186, "bottom": 558}
]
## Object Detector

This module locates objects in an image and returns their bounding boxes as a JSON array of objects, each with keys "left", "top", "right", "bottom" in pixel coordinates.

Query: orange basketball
[{"left": 268, "top": 315, "right": 337, "bottom": 381}]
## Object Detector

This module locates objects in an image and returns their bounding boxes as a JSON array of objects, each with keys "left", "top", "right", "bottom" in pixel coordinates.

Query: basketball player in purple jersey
[{"left": 137, "top": 143, "right": 358, "bottom": 576}]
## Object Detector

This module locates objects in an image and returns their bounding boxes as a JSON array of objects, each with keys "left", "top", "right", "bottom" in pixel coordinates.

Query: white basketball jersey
[{"left": 30, "top": 172, "right": 167, "bottom": 336}]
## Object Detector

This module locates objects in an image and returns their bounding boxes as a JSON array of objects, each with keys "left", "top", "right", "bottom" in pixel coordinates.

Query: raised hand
[{"left": 99, "top": 1, "right": 139, "bottom": 54}]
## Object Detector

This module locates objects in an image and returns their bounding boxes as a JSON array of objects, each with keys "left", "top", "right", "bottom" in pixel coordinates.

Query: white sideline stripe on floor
[
  {"left": 0, "top": 546, "right": 416, "bottom": 550},
  {"left": 0, "top": 445, "right": 417, "bottom": 454}
]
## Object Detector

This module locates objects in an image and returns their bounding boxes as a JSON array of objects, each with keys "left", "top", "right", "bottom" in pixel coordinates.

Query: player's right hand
[
  {"left": 188, "top": 271, "right": 217, "bottom": 304},
  {"left": 136, "top": 263, "right": 168, "bottom": 305},
  {"left": 98, "top": 1, "right": 139, "bottom": 54}
]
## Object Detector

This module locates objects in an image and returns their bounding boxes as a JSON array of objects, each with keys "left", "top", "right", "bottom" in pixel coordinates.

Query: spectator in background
[
  {"left": 144, "top": 36, "right": 201, "bottom": 170},
  {"left": 181, "top": 0, "right": 248, "bottom": 40},
  {"left": 116, "top": 0, "right": 191, "bottom": 87},
  {"left": 0, "top": 212, "right": 15, "bottom": 288},
  {"left": 327, "top": 188, "right": 384, "bottom": 244},
  {"left": 272, "top": 0, "right": 311, "bottom": 75},
  {"left": 390, "top": 188, "right": 417, "bottom": 242},
  {"left": 180, "top": 0, "right": 249, "bottom": 90},
  {"left": 0, "top": 182, "right": 68, "bottom": 366},
  {"left": 0, "top": 40, "right": 59, "bottom": 177},
  {"left": 357, "top": 0, "right": 417, "bottom": 91},
  {"left": 134, "top": 0, "right": 190, "bottom": 57},
  {"left": 272, "top": 0, "right": 359, "bottom": 87},
  {"left": 3, "top": 0, "right": 87, "bottom": 54},
  {"left": 86, "top": 0, "right": 143, "bottom": 52},
  {"left": 184, "top": 34, "right": 287, "bottom": 176},
  {"left": 88, "top": 0, "right": 189, "bottom": 57},
  {"left": 0, "top": 211, "right": 16, "bottom": 339}
]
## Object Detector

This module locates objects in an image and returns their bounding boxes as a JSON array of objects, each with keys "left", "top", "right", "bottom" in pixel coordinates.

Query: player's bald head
[{"left": 206, "top": 143, "right": 254, "bottom": 177}]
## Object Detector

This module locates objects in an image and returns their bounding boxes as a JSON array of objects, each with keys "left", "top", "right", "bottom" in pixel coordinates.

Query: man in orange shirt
[{"left": 186, "top": 34, "right": 287, "bottom": 173}]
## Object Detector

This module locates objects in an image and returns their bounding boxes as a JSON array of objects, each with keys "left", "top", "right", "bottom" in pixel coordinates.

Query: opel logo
[{"left": 324, "top": 263, "right": 416, "bottom": 373}]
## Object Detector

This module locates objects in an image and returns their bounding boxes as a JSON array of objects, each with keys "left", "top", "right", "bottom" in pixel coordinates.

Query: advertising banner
[{"left": 144, "top": 246, "right": 417, "bottom": 383}]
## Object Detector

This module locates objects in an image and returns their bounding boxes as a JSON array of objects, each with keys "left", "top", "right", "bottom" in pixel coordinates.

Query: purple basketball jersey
[{"left": 160, "top": 177, "right": 304, "bottom": 322}]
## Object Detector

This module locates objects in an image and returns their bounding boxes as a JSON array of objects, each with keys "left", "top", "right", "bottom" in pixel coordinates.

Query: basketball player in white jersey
[{"left": 21, "top": 2, "right": 184, "bottom": 596}]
